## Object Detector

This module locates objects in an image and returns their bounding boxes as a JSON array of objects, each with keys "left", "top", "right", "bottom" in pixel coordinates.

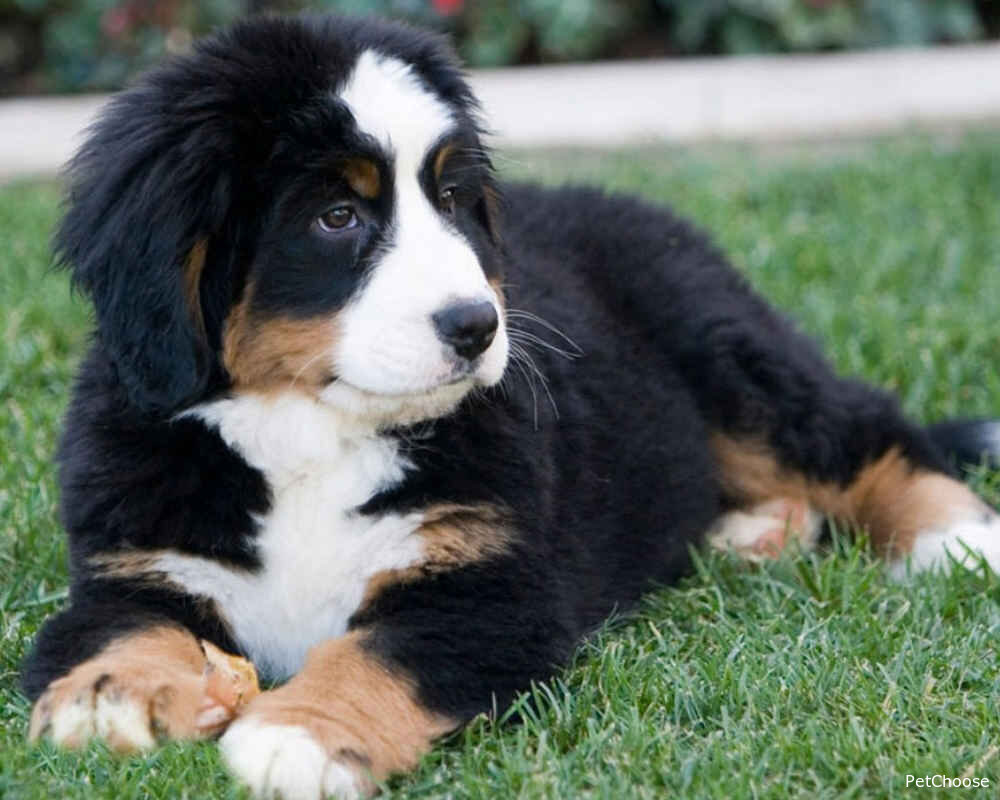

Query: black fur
[
  {"left": 928, "top": 419, "right": 1000, "bottom": 472},
  {"left": 23, "top": 13, "right": 1000, "bottom": 760},
  {"left": 53, "top": 15, "right": 481, "bottom": 415}
]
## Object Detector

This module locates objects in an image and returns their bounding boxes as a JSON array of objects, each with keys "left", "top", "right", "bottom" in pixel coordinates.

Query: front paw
[
  {"left": 220, "top": 633, "right": 455, "bottom": 799},
  {"left": 221, "top": 715, "right": 370, "bottom": 800},
  {"left": 29, "top": 630, "right": 259, "bottom": 752}
]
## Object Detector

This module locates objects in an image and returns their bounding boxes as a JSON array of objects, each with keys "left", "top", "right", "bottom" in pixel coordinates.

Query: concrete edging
[{"left": 2, "top": 42, "right": 1000, "bottom": 181}]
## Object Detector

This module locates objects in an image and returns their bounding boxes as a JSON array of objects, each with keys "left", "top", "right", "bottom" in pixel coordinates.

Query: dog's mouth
[
  {"left": 330, "top": 369, "right": 476, "bottom": 399},
  {"left": 317, "top": 371, "right": 479, "bottom": 429},
  {"left": 325, "top": 353, "right": 488, "bottom": 397},
  {"left": 318, "top": 328, "right": 508, "bottom": 426}
]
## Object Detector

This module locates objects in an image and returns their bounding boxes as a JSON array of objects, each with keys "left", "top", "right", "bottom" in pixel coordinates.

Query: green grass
[{"left": 2, "top": 131, "right": 1000, "bottom": 799}]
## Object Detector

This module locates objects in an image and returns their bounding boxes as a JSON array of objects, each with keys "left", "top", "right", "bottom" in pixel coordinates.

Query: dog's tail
[{"left": 927, "top": 419, "right": 1000, "bottom": 472}]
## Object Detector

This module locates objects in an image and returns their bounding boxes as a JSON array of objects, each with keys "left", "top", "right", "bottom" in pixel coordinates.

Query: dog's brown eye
[
  {"left": 317, "top": 205, "right": 357, "bottom": 232},
  {"left": 440, "top": 187, "right": 456, "bottom": 216}
]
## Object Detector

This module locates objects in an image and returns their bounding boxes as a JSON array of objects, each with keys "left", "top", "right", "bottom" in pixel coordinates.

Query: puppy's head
[{"left": 57, "top": 15, "right": 507, "bottom": 426}]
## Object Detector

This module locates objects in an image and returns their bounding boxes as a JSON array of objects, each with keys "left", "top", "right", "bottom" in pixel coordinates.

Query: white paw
[
  {"left": 32, "top": 674, "right": 161, "bottom": 751},
  {"left": 707, "top": 498, "right": 823, "bottom": 562},
  {"left": 29, "top": 633, "right": 255, "bottom": 752},
  {"left": 220, "top": 719, "right": 363, "bottom": 800},
  {"left": 93, "top": 685, "right": 158, "bottom": 750},
  {"left": 889, "top": 513, "right": 1000, "bottom": 579}
]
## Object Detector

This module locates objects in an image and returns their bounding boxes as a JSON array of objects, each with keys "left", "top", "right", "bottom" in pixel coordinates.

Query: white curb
[{"left": 2, "top": 42, "right": 1000, "bottom": 181}]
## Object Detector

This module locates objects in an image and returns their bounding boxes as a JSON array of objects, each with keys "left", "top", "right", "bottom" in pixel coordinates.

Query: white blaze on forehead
[{"left": 339, "top": 49, "right": 455, "bottom": 171}]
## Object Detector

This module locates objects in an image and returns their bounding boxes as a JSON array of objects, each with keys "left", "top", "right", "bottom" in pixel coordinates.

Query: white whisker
[
  {"left": 505, "top": 308, "right": 583, "bottom": 355},
  {"left": 508, "top": 343, "right": 539, "bottom": 429},
  {"left": 509, "top": 342, "right": 558, "bottom": 424},
  {"left": 507, "top": 328, "right": 579, "bottom": 360}
]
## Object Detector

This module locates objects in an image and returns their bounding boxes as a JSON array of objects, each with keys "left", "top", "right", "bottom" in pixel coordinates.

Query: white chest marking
[{"left": 165, "top": 392, "right": 424, "bottom": 681}]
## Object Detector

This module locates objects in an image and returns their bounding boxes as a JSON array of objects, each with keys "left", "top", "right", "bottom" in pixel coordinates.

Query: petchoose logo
[{"left": 905, "top": 774, "right": 990, "bottom": 789}]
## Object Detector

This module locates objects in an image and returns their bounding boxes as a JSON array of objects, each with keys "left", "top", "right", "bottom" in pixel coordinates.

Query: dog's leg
[
  {"left": 220, "top": 632, "right": 455, "bottom": 800},
  {"left": 25, "top": 607, "right": 257, "bottom": 751},
  {"left": 221, "top": 543, "right": 572, "bottom": 799},
  {"left": 670, "top": 278, "right": 998, "bottom": 576},
  {"left": 712, "top": 424, "right": 1000, "bottom": 577},
  {"left": 835, "top": 453, "right": 1000, "bottom": 578}
]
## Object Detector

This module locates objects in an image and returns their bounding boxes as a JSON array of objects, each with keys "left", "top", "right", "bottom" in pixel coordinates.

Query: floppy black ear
[{"left": 55, "top": 73, "right": 239, "bottom": 415}]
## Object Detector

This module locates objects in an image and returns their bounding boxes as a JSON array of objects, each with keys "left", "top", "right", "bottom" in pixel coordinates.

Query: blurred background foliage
[{"left": 2, "top": 0, "right": 999, "bottom": 95}]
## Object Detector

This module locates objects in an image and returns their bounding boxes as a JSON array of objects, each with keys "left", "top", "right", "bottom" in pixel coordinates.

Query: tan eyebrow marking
[
  {"left": 342, "top": 158, "right": 380, "bottom": 199},
  {"left": 433, "top": 141, "right": 459, "bottom": 183}
]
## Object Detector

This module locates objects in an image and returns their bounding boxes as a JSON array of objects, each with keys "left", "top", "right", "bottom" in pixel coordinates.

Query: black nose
[{"left": 432, "top": 301, "right": 499, "bottom": 361}]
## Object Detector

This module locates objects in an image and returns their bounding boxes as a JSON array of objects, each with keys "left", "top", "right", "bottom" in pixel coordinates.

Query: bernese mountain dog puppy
[{"left": 22, "top": 13, "right": 1000, "bottom": 800}]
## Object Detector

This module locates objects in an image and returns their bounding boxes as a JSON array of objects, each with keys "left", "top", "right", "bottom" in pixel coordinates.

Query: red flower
[{"left": 432, "top": 0, "right": 464, "bottom": 16}]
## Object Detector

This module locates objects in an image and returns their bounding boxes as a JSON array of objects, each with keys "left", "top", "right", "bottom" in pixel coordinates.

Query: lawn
[{"left": 2, "top": 131, "right": 1000, "bottom": 799}]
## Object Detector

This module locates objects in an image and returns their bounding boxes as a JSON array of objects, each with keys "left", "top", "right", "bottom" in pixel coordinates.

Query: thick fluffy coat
[{"left": 23, "top": 15, "right": 1000, "bottom": 800}]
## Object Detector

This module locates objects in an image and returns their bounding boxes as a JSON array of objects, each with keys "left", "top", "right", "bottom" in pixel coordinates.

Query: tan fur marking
[
  {"left": 184, "top": 239, "right": 208, "bottom": 339},
  {"left": 343, "top": 158, "right": 380, "bottom": 199},
  {"left": 711, "top": 434, "right": 989, "bottom": 557},
  {"left": 710, "top": 434, "right": 804, "bottom": 505},
  {"left": 237, "top": 631, "right": 456, "bottom": 791},
  {"left": 89, "top": 549, "right": 166, "bottom": 580},
  {"left": 29, "top": 627, "right": 255, "bottom": 751},
  {"left": 362, "top": 504, "right": 512, "bottom": 607},
  {"left": 839, "top": 450, "right": 988, "bottom": 556},
  {"left": 433, "top": 142, "right": 457, "bottom": 182},
  {"left": 222, "top": 284, "right": 339, "bottom": 392}
]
